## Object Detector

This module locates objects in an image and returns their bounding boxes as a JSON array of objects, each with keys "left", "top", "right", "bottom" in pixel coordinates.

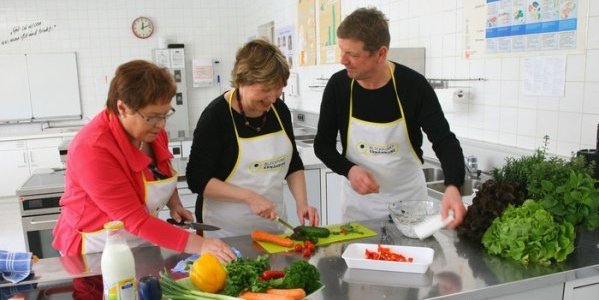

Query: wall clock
[{"left": 132, "top": 16, "right": 154, "bottom": 39}]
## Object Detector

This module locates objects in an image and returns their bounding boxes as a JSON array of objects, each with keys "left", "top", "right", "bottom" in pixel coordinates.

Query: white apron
[
  {"left": 342, "top": 62, "right": 427, "bottom": 222},
  {"left": 80, "top": 167, "right": 178, "bottom": 254},
  {"left": 203, "top": 90, "right": 292, "bottom": 238}
]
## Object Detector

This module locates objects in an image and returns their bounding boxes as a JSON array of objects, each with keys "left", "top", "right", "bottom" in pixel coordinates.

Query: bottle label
[{"left": 104, "top": 277, "right": 137, "bottom": 300}]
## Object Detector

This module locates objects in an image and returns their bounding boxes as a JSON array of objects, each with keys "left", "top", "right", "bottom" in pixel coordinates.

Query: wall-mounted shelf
[
  {"left": 308, "top": 77, "right": 329, "bottom": 89},
  {"left": 428, "top": 78, "right": 486, "bottom": 89}
]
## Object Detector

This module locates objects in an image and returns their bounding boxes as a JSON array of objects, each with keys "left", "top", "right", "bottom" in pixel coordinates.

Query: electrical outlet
[{"left": 297, "top": 113, "right": 305, "bottom": 122}]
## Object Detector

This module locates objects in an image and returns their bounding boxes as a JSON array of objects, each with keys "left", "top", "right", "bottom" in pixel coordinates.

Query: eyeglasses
[{"left": 136, "top": 107, "right": 176, "bottom": 125}]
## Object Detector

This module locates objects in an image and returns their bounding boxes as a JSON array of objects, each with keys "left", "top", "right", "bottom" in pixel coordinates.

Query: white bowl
[
  {"left": 388, "top": 200, "right": 440, "bottom": 238},
  {"left": 342, "top": 268, "right": 433, "bottom": 287},
  {"left": 341, "top": 243, "right": 434, "bottom": 274}
]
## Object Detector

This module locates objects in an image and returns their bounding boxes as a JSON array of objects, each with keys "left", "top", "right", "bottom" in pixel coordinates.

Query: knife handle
[{"left": 166, "top": 218, "right": 185, "bottom": 225}]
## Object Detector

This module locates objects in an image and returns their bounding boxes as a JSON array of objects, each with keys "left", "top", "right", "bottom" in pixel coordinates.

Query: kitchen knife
[
  {"left": 273, "top": 216, "right": 295, "bottom": 231},
  {"left": 166, "top": 218, "right": 220, "bottom": 231}
]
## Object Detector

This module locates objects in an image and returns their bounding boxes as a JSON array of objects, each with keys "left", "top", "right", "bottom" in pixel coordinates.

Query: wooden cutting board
[{"left": 255, "top": 222, "right": 378, "bottom": 254}]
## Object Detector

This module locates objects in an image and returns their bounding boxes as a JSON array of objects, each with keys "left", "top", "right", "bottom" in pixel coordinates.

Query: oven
[{"left": 17, "top": 170, "right": 65, "bottom": 259}]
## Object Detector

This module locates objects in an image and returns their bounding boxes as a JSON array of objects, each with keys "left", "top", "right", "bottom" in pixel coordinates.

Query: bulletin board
[
  {"left": 463, "top": 0, "right": 588, "bottom": 59},
  {"left": 0, "top": 52, "right": 81, "bottom": 122}
]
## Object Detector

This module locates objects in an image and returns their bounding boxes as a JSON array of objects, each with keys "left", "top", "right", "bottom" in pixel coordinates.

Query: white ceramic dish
[
  {"left": 342, "top": 268, "right": 433, "bottom": 287},
  {"left": 341, "top": 243, "right": 434, "bottom": 274}
]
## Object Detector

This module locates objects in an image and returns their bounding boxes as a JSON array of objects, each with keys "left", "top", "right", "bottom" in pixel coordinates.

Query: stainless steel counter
[{"left": 3, "top": 219, "right": 598, "bottom": 299}]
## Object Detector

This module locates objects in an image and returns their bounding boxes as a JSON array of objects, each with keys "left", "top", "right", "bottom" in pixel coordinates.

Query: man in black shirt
[{"left": 314, "top": 7, "right": 466, "bottom": 227}]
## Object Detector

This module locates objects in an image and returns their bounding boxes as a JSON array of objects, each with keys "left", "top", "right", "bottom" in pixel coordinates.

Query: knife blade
[
  {"left": 274, "top": 216, "right": 295, "bottom": 231},
  {"left": 166, "top": 218, "right": 220, "bottom": 231}
]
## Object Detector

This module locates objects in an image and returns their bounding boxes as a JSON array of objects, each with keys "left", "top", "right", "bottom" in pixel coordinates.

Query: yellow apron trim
[
  {"left": 79, "top": 227, "right": 105, "bottom": 255},
  {"left": 142, "top": 167, "right": 178, "bottom": 203},
  {"left": 226, "top": 90, "right": 243, "bottom": 182},
  {"left": 348, "top": 62, "right": 421, "bottom": 164},
  {"left": 387, "top": 62, "right": 421, "bottom": 164},
  {"left": 224, "top": 89, "right": 289, "bottom": 181}
]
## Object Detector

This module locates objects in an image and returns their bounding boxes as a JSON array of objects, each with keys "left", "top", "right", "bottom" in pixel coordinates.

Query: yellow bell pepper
[{"left": 189, "top": 253, "right": 227, "bottom": 293}]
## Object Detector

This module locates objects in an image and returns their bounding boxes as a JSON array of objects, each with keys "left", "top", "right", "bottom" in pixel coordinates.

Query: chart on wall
[
  {"left": 464, "top": 0, "right": 588, "bottom": 58},
  {"left": 276, "top": 25, "right": 295, "bottom": 68},
  {"left": 318, "top": 0, "right": 341, "bottom": 64},
  {"left": 297, "top": 0, "right": 317, "bottom": 66}
]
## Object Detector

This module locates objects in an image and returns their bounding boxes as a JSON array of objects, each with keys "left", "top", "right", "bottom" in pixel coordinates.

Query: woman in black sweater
[{"left": 186, "top": 39, "right": 319, "bottom": 237}]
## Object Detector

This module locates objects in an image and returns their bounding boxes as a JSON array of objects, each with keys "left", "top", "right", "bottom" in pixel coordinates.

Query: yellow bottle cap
[{"left": 104, "top": 220, "right": 124, "bottom": 230}]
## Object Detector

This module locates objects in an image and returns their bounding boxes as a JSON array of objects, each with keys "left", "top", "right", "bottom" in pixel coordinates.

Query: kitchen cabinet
[
  {"left": 158, "top": 185, "right": 196, "bottom": 221},
  {"left": 0, "top": 141, "right": 30, "bottom": 198},
  {"left": 488, "top": 284, "right": 563, "bottom": 300},
  {"left": 0, "top": 137, "right": 63, "bottom": 197},
  {"left": 564, "top": 274, "right": 599, "bottom": 300},
  {"left": 26, "top": 138, "right": 63, "bottom": 172},
  {"left": 325, "top": 171, "right": 344, "bottom": 225},
  {"left": 283, "top": 169, "right": 321, "bottom": 226}
]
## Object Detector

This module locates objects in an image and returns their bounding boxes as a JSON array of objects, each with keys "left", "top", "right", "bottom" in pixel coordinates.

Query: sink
[
  {"left": 295, "top": 134, "right": 316, "bottom": 141},
  {"left": 427, "top": 179, "right": 482, "bottom": 196},
  {"left": 293, "top": 127, "right": 317, "bottom": 140},
  {"left": 296, "top": 139, "right": 315, "bottom": 148},
  {"left": 423, "top": 168, "right": 444, "bottom": 182}
]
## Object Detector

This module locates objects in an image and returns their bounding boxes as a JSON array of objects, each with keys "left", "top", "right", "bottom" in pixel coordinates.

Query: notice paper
[
  {"left": 192, "top": 58, "right": 214, "bottom": 87},
  {"left": 521, "top": 55, "right": 566, "bottom": 97}
]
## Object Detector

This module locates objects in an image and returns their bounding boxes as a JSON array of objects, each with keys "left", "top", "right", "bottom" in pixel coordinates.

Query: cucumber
[{"left": 297, "top": 225, "right": 331, "bottom": 238}]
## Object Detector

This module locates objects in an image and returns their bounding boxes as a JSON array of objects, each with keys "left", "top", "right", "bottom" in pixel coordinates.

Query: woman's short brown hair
[
  {"left": 106, "top": 60, "right": 176, "bottom": 113},
  {"left": 337, "top": 7, "right": 390, "bottom": 54},
  {"left": 230, "top": 39, "right": 289, "bottom": 88}
]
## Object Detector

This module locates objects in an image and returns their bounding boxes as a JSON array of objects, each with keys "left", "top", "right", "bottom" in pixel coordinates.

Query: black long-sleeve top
[
  {"left": 314, "top": 62, "right": 465, "bottom": 187},
  {"left": 186, "top": 93, "right": 304, "bottom": 219}
]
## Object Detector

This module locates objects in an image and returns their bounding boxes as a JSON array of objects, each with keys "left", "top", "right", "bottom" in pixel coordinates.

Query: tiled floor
[{"left": 0, "top": 196, "right": 26, "bottom": 252}]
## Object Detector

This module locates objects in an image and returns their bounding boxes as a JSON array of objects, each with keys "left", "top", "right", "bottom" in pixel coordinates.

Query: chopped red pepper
[
  {"left": 364, "top": 244, "right": 413, "bottom": 263},
  {"left": 260, "top": 270, "right": 285, "bottom": 280}
]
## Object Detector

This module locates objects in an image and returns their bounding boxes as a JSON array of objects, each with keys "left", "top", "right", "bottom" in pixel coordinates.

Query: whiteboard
[
  {"left": 27, "top": 53, "right": 81, "bottom": 120},
  {"left": 0, "top": 52, "right": 81, "bottom": 122},
  {"left": 0, "top": 55, "right": 32, "bottom": 121}
]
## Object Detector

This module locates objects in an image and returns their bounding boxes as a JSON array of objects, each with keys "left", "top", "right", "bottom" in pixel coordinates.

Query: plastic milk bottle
[{"left": 101, "top": 220, "right": 137, "bottom": 300}]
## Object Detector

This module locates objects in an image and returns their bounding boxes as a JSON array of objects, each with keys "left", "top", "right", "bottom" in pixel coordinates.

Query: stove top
[{"left": 16, "top": 169, "right": 66, "bottom": 197}]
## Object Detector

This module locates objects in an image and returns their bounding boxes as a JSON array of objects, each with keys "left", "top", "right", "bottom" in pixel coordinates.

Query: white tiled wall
[
  {"left": 1, "top": 0, "right": 598, "bottom": 160},
  {"left": 0, "top": 0, "right": 247, "bottom": 136},
  {"left": 243, "top": 0, "right": 599, "bottom": 158}
]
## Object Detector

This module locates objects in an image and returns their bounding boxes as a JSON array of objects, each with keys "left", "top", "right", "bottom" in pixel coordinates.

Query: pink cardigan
[{"left": 52, "top": 109, "right": 189, "bottom": 255}]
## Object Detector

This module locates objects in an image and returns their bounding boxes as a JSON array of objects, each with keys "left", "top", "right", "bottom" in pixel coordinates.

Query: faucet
[{"left": 465, "top": 155, "right": 481, "bottom": 179}]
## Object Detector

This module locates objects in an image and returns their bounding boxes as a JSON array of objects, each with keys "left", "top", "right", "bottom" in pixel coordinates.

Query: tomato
[
  {"left": 303, "top": 247, "right": 311, "bottom": 258},
  {"left": 304, "top": 240, "right": 315, "bottom": 251},
  {"left": 294, "top": 244, "right": 303, "bottom": 253}
]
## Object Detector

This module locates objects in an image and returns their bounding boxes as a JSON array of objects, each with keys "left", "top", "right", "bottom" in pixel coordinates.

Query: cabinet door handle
[
  {"left": 29, "top": 151, "right": 34, "bottom": 164},
  {"left": 30, "top": 219, "right": 57, "bottom": 226},
  {"left": 23, "top": 152, "right": 28, "bottom": 164}
]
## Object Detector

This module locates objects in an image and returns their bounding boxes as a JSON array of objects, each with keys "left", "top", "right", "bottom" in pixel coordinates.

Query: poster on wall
[
  {"left": 318, "top": 0, "right": 341, "bottom": 64},
  {"left": 297, "top": 0, "right": 317, "bottom": 66},
  {"left": 276, "top": 25, "right": 295, "bottom": 68},
  {"left": 464, "top": 0, "right": 587, "bottom": 58}
]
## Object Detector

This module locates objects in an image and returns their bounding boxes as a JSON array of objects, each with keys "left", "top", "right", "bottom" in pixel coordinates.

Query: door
[
  {"left": 22, "top": 214, "right": 60, "bottom": 258},
  {"left": 325, "top": 171, "right": 344, "bottom": 225},
  {"left": 0, "top": 141, "right": 30, "bottom": 197},
  {"left": 283, "top": 169, "right": 321, "bottom": 227}
]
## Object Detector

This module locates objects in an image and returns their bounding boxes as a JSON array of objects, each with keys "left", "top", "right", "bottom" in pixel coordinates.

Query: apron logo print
[
  {"left": 249, "top": 155, "right": 289, "bottom": 173},
  {"left": 356, "top": 142, "right": 400, "bottom": 156}
]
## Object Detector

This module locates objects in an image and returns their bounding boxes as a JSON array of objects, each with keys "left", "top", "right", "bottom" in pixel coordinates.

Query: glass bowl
[{"left": 388, "top": 200, "right": 440, "bottom": 238}]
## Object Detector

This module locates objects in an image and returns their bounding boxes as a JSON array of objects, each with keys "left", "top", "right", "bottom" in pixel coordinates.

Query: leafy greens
[{"left": 482, "top": 200, "right": 575, "bottom": 266}]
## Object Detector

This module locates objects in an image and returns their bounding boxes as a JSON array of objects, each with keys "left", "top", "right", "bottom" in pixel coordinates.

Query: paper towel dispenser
[{"left": 387, "top": 48, "right": 426, "bottom": 76}]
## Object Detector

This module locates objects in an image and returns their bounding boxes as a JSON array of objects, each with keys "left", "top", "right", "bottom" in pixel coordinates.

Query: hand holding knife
[{"left": 166, "top": 218, "right": 220, "bottom": 231}]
